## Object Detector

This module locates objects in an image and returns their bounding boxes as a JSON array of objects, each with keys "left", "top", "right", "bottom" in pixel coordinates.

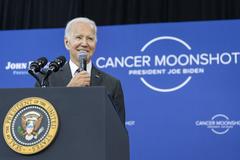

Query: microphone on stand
[
  {"left": 28, "top": 57, "right": 48, "bottom": 86},
  {"left": 29, "top": 57, "right": 48, "bottom": 73},
  {"left": 41, "top": 56, "right": 66, "bottom": 87},
  {"left": 48, "top": 56, "right": 66, "bottom": 72}
]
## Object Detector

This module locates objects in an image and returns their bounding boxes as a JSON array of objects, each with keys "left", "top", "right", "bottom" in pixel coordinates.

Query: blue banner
[{"left": 0, "top": 20, "right": 240, "bottom": 160}]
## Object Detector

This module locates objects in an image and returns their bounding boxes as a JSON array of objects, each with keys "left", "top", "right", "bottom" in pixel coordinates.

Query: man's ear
[{"left": 64, "top": 37, "right": 70, "bottom": 50}]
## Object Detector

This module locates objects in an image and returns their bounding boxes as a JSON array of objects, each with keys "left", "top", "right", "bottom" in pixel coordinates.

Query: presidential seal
[{"left": 3, "top": 97, "right": 59, "bottom": 155}]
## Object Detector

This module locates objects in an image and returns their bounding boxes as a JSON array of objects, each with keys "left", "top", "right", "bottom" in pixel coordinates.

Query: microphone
[
  {"left": 29, "top": 57, "right": 48, "bottom": 73},
  {"left": 78, "top": 51, "right": 87, "bottom": 72},
  {"left": 41, "top": 56, "right": 66, "bottom": 87},
  {"left": 28, "top": 57, "right": 48, "bottom": 86},
  {"left": 48, "top": 56, "right": 66, "bottom": 72}
]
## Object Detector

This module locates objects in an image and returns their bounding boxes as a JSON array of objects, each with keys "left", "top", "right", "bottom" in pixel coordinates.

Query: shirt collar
[{"left": 69, "top": 59, "right": 92, "bottom": 77}]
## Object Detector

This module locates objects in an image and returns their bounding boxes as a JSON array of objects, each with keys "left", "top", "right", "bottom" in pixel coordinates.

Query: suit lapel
[
  {"left": 58, "top": 63, "right": 102, "bottom": 86},
  {"left": 91, "top": 65, "right": 103, "bottom": 86},
  {"left": 58, "top": 62, "right": 72, "bottom": 86}
]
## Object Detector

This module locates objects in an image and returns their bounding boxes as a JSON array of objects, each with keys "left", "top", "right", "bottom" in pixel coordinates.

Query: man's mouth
[{"left": 77, "top": 49, "right": 89, "bottom": 53}]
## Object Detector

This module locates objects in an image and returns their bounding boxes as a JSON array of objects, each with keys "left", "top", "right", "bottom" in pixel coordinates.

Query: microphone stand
[
  {"left": 41, "top": 69, "right": 53, "bottom": 88},
  {"left": 28, "top": 70, "right": 41, "bottom": 86}
]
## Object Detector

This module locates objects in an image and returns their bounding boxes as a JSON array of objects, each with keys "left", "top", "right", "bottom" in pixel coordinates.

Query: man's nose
[{"left": 80, "top": 38, "right": 88, "bottom": 46}]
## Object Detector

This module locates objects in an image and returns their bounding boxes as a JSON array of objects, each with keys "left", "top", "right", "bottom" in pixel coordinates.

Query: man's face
[{"left": 64, "top": 22, "right": 96, "bottom": 65}]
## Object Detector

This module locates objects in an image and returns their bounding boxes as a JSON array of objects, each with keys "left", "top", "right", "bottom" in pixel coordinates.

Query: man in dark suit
[{"left": 42, "top": 17, "right": 125, "bottom": 125}]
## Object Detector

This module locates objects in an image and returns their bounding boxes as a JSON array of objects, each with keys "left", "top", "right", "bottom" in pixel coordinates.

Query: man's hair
[{"left": 64, "top": 17, "right": 97, "bottom": 40}]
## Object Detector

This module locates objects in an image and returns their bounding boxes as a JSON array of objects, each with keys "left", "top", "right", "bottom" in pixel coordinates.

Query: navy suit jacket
[{"left": 37, "top": 62, "right": 125, "bottom": 124}]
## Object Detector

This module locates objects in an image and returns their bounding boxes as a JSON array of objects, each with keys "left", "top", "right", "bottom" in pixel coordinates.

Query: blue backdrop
[{"left": 1, "top": 20, "right": 240, "bottom": 160}]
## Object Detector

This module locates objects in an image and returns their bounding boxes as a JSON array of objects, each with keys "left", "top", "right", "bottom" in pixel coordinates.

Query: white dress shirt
[{"left": 69, "top": 59, "right": 92, "bottom": 77}]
